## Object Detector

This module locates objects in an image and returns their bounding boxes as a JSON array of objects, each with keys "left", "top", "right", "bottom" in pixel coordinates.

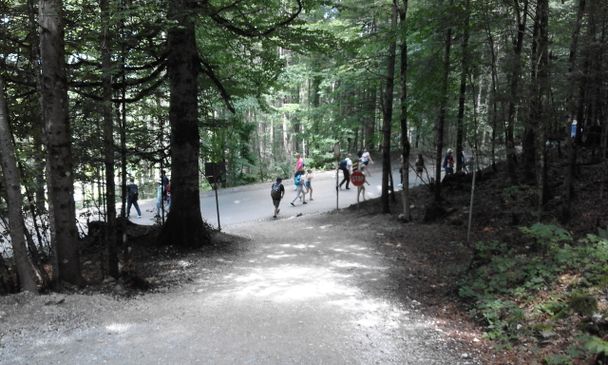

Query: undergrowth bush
[{"left": 459, "top": 223, "right": 608, "bottom": 362}]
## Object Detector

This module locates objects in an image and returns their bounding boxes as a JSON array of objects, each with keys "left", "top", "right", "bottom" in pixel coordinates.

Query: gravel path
[{"left": 0, "top": 210, "right": 481, "bottom": 365}]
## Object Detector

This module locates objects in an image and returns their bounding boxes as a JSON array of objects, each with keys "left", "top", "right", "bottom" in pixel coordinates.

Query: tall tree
[
  {"left": 0, "top": 78, "right": 38, "bottom": 293},
  {"left": 158, "top": 0, "right": 208, "bottom": 248},
  {"left": 381, "top": 1, "right": 398, "bottom": 213},
  {"left": 531, "top": 0, "right": 550, "bottom": 218},
  {"left": 39, "top": 0, "right": 81, "bottom": 284},
  {"left": 455, "top": 0, "right": 470, "bottom": 173},
  {"left": 434, "top": 0, "right": 453, "bottom": 202},
  {"left": 398, "top": 0, "right": 410, "bottom": 219},
  {"left": 100, "top": 0, "right": 118, "bottom": 277},
  {"left": 562, "top": 0, "right": 587, "bottom": 222},
  {"left": 506, "top": 0, "right": 529, "bottom": 181}
]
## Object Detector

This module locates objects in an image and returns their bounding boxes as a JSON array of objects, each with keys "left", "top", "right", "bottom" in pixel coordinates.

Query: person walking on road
[
  {"left": 338, "top": 154, "right": 352, "bottom": 190},
  {"left": 293, "top": 152, "right": 305, "bottom": 190},
  {"left": 304, "top": 169, "right": 314, "bottom": 201},
  {"left": 357, "top": 170, "right": 371, "bottom": 202},
  {"left": 443, "top": 149, "right": 455, "bottom": 176},
  {"left": 270, "top": 177, "right": 285, "bottom": 218},
  {"left": 290, "top": 173, "right": 307, "bottom": 206},
  {"left": 360, "top": 147, "right": 374, "bottom": 176},
  {"left": 126, "top": 178, "right": 141, "bottom": 218}
]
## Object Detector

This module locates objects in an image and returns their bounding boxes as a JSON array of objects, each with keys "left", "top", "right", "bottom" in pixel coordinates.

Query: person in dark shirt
[{"left": 126, "top": 178, "right": 141, "bottom": 218}]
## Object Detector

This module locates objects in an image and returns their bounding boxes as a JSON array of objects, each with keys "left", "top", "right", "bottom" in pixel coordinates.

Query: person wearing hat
[{"left": 443, "top": 148, "right": 455, "bottom": 175}]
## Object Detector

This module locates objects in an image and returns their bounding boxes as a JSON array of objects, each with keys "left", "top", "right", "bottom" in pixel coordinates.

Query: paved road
[{"left": 133, "top": 163, "right": 427, "bottom": 229}]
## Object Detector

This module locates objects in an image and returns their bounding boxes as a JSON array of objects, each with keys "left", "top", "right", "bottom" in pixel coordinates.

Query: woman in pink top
[{"left": 294, "top": 153, "right": 305, "bottom": 176}]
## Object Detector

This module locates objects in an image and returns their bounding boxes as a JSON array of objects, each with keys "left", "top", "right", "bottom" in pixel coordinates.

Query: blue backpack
[{"left": 294, "top": 174, "right": 302, "bottom": 186}]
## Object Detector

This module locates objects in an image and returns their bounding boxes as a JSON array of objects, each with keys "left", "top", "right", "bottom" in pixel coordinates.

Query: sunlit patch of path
[{"left": 0, "top": 216, "right": 479, "bottom": 365}]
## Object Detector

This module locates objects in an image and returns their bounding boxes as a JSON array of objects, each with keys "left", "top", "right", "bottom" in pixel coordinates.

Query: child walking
[
  {"left": 304, "top": 169, "right": 314, "bottom": 201},
  {"left": 290, "top": 173, "right": 307, "bottom": 206},
  {"left": 357, "top": 171, "right": 371, "bottom": 202},
  {"left": 270, "top": 177, "right": 285, "bottom": 218}
]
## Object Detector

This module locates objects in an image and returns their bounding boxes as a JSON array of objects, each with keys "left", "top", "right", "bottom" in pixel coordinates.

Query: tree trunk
[
  {"left": 398, "top": 0, "right": 410, "bottom": 219},
  {"left": 506, "top": 0, "right": 529, "bottom": 181},
  {"left": 39, "top": 0, "right": 81, "bottom": 284},
  {"left": 486, "top": 26, "right": 499, "bottom": 169},
  {"left": 158, "top": 0, "right": 210, "bottom": 248},
  {"left": 0, "top": 78, "right": 38, "bottom": 293},
  {"left": 381, "top": 2, "right": 398, "bottom": 214},
  {"left": 532, "top": 0, "right": 550, "bottom": 218},
  {"left": 434, "top": 1, "right": 453, "bottom": 202},
  {"left": 562, "top": 0, "right": 587, "bottom": 222},
  {"left": 27, "top": 0, "right": 47, "bottom": 215},
  {"left": 456, "top": 0, "right": 470, "bottom": 173},
  {"left": 100, "top": 0, "right": 118, "bottom": 278}
]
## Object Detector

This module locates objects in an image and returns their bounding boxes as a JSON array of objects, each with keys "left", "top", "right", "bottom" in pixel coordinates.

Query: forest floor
[{"left": 1, "top": 149, "right": 606, "bottom": 364}]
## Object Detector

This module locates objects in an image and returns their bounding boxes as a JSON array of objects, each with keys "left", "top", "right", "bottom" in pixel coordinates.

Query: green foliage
[
  {"left": 584, "top": 336, "right": 608, "bottom": 357},
  {"left": 460, "top": 224, "right": 608, "bottom": 351},
  {"left": 543, "top": 354, "right": 572, "bottom": 365}
]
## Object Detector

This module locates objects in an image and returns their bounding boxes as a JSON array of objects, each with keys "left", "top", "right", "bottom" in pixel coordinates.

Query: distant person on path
[
  {"left": 160, "top": 170, "right": 169, "bottom": 198},
  {"left": 414, "top": 153, "right": 426, "bottom": 183},
  {"left": 304, "top": 169, "right": 314, "bottom": 201},
  {"left": 293, "top": 152, "right": 305, "bottom": 190},
  {"left": 126, "top": 178, "right": 141, "bottom": 218},
  {"left": 357, "top": 171, "right": 371, "bottom": 202},
  {"left": 360, "top": 147, "right": 374, "bottom": 176},
  {"left": 155, "top": 170, "right": 171, "bottom": 218},
  {"left": 270, "top": 177, "right": 285, "bottom": 218},
  {"left": 458, "top": 150, "right": 469, "bottom": 173},
  {"left": 339, "top": 154, "right": 353, "bottom": 190},
  {"left": 290, "top": 173, "right": 307, "bottom": 206},
  {"left": 443, "top": 149, "right": 455, "bottom": 176}
]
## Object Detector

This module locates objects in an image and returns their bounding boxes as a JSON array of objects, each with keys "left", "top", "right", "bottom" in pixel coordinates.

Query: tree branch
[
  {"left": 208, "top": 0, "right": 303, "bottom": 37},
  {"left": 199, "top": 58, "right": 235, "bottom": 113}
]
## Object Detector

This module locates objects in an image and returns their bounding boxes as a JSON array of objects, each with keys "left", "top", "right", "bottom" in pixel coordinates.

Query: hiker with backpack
[
  {"left": 271, "top": 177, "right": 285, "bottom": 218},
  {"left": 290, "top": 172, "right": 307, "bottom": 206},
  {"left": 126, "top": 178, "right": 141, "bottom": 219},
  {"left": 338, "top": 154, "right": 353, "bottom": 189},
  {"left": 443, "top": 148, "right": 455, "bottom": 176}
]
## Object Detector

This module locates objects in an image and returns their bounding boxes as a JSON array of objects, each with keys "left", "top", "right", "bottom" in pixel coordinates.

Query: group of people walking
[
  {"left": 125, "top": 170, "right": 172, "bottom": 220},
  {"left": 271, "top": 149, "right": 374, "bottom": 219}
]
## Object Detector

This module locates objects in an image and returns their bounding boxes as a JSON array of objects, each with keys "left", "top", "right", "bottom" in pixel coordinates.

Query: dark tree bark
[
  {"left": 39, "top": 0, "right": 81, "bottom": 284},
  {"left": 398, "top": 0, "right": 410, "bottom": 219},
  {"left": 27, "top": 0, "right": 47, "bottom": 215},
  {"left": 158, "top": 0, "right": 210, "bottom": 247},
  {"left": 506, "top": 0, "right": 529, "bottom": 181},
  {"left": 434, "top": 1, "right": 453, "bottom": 202},
  {"left": 486, "top": 24, "right": 499, "bottom": 169},
  {"left": 100, "top": 0, "right": 118, "bottom": 278},
  {"left": 531, "top": 0, "right": 550, "bottom": 218},
  {"left": 0, "top": 78, "right": 38, "bottom": 293},
  {"left": 381, "top": 2, "right": 398, "bottom": 214},
  {"left": 562, "top": 0, "right": 587, "bottom": 222},
  {"left": 456, "top": 0, "right": 470, "bottom": 173}
]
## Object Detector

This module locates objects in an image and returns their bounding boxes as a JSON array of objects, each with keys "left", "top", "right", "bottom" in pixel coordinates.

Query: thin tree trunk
[
  {"left": 456, "top": 0, "right": 470, "bottom": 173},
  {"left": 435, "top": 1, "right": 453, "bottom": 202},
  {"left": 398, "top": 0, "right": 410, "bottom": 219},
  {"left": 39, "top": 0, "right": 81, "bottom": 284},
  {"left": 0, "top": 78, "right": 38, "bottom": 292},
  {"left": 381, "top": 2, "right": 398, "bottom": 213},
  {"left": 158, "top": 0, "right": 209, "bottom": 248},
  {"left": 506, "top": 0, "right": 529, "bottom": 181},
  {"left": 100, "top": 0, "right": 118, "bottom": 278},
  {"left": 532, "top": 0, "right": 550, "bottom": 219},
  {"left": 562, "top": 0, "right": 587, "bottom": 222}
]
